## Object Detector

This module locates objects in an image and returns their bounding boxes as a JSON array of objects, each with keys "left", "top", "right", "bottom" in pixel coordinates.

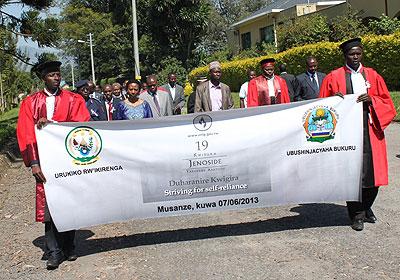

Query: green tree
[
  {"left": 157, "top": 56, "right": 187, "bottom": 86},
  {"left": 329, "top": 9, "right": 367, "bottom": 42},
  {"left": 368, "top": 15, "right": 400, "bottom": 35},
  {"left": 60, "top": 0, "right": 210, "bottom": 80},
  {"left": 277, "top": 14, "right": 330, "bottom": 52},
  {"left": 59, "top": 4, "right": 126, "bottom": 83},
  {"left": 0, "top": 0, "right": 59, "bottom": 65}
]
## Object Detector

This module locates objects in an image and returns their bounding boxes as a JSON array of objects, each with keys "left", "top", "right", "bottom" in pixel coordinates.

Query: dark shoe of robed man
[
  {"left": 64, "top": 249, "right": 78, "bottom": 261},
  {"left": 364, "top": 208, "right": 377, "bottom": 223},
  {"left": 351, "top": 218, "right": 364, "bottom": 231},
  {"left": 46, "top": 253, "right": 65, "bottom": 270}
]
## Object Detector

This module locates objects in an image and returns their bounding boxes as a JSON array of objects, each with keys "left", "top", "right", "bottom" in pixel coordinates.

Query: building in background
[{"left": 228, "top": 0, "right": 400, "bottom": 53}]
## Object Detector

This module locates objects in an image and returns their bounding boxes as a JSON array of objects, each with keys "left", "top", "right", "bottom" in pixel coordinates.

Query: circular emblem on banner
[
  {"left": 303, "top": 107, "right": 338, "bottom": 143},
  {"left": 193, "top": 114, "right": 212, "bottom": 131},
  {"left": 65, "top": 126, "right": 102, "bottom": 165}
]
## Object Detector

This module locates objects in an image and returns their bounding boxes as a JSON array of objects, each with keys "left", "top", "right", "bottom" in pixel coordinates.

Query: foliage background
[{"left": 189, "top": 33, "right": 400, "bottom": 92}]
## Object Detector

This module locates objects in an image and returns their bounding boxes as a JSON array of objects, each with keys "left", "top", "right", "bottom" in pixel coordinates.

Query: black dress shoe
[
  {"left": 46, "top": 254, "right": 65, "bottom": 270},
  {"left": 351, "top": 218, "right": 364, "bottom": 231},
  {"left": 64, "top": 250, "right": 78, "bottom": 261},
  {"left": 364, "top": 208, "right": 377, "bottom": 223}
]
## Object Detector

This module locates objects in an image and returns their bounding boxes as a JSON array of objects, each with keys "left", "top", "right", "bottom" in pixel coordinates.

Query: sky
[{"left": 3, "top": 2, "right": 60, "bottom": 64}]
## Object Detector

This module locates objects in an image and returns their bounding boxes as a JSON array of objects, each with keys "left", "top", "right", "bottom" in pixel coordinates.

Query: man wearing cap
[
  {"left": 139, "top": 74, "right": 173, "bottom": 117},
  {"left": 76, "top": 80, "right": 108, "bottom": 121},
  {"left": 294, "top": 56, "right": 326, "bottom": 101},
  {"left": 17, "top": 61, "right": 90, "bottom": 269},
  {"left": 194, "top": 61, "right": 233, "bottom": 112},
  {"left": 247, "top": 58, "right": 290, "bottom": 107},
  {"left": 319, "top": 38, "right": 396, "bottom": 231}
]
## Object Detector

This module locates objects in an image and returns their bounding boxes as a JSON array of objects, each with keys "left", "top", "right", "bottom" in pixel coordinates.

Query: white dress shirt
[
  {"left": 43, "top": 88, "right": 58, "bottom": 120},
  {"left": 267, "top": 76, "right": 275, "bottom": 96},
  {"left": 346, "top": 64, "right": 367, "bottom": 95},
  {"left": 209, "top": 81, "right": 222, "bottom": 111},
  {"left": 168, "top": 84, "right": 176, "bottom": 101}
]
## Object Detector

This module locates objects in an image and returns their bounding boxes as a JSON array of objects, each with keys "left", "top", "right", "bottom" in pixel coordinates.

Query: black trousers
[
  {"left": 347, "top": 187, "right": 379, "bottom": 220},
  {"left": 44, "top": 218, "right": 76, "bottom": 258}
]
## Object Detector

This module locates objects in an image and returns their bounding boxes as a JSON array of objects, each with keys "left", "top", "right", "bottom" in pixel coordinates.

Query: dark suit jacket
[
  {"left": 280, "top": 72, "right": 297, "bottom": 102},
  {"left": 295, "top": 72, "right": 326, "bottom": 101},
  {"left": 103, "top": 98, "right": 121, "bottom": 120},
  {"left": 86, "top": 98, "right": 108, "bottom": 121},
  {"left": 161, "top": 83, "right": 185, "bottom": 114},
  {"left": 194, "top": 81, "right": 233, "bottom": 112}
]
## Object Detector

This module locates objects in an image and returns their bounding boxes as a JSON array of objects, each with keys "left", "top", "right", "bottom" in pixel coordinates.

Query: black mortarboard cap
[
  {"left": 339, "top": 38, "right": 362, "bottom": 54},
  {"left": 75, "top": 79, "right": 89, "bottom": 89},
  {"left": 33, "top": 60, "right": 62, "bottom": 78}
]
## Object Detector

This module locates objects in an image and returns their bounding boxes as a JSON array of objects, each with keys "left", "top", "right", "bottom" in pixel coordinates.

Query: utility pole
[
  {"left": 71, "top": 61, "right": 75, "bottom": 89},
  {"left": 131, "top": 0, "right": 140, "bottom": 79},
  {"left": 0, "top": 70, "right": 3, "bottom": 113},
  {"left": 88, "top": 33, "right": 96, "bottom": 84}
]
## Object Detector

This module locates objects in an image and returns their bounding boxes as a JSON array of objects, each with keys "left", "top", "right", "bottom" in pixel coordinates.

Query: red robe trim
[
  {"left": 319, "top": 66, "right": 396, "bottom": 186},
  {"left": 17, "top": 89, "right": 90, "bottom": 222},
  {"left": 247, "top": 75, "right": 290, "bottom": 107}
]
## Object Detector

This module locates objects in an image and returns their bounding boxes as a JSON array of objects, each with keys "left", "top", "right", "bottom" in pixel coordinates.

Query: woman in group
[{"left": 115, "top": 79, "right": 153, "bottom": 120}]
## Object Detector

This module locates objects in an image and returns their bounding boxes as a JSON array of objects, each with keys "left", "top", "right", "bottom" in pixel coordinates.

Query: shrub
[
  {"left": 369, "top": 15, "right": 400, "bottom": 35},
  {"left": 189, "top": 33, "right": 400, "bottom": 91}
]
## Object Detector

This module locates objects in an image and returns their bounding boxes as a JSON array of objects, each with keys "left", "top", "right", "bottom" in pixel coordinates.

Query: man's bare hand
[
  {"left": 357, "top": 93, "right": 372, "bottom": 103},
  {"left": 32, "top": 165, "right": 47, "bottom": 183},
  {"left": 37, "top": 118, "right": 50, "bottom": 129}
]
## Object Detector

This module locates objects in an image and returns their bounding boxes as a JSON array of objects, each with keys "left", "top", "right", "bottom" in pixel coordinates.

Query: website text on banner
[{"left": 36, "top": 95, "right": 362, "bottom": 232}]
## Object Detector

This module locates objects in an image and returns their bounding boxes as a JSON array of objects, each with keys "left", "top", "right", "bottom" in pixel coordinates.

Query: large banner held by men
[{"left": 36, "top": 95, "right": 363, "bottom": 232}]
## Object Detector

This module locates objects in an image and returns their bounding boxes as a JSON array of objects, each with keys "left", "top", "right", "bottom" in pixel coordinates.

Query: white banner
[{"left": 36, "top": 95, "right": 363, "bottom": 232}]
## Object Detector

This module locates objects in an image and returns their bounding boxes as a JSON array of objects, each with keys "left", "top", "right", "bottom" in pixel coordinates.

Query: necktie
[
  {"left": 108, "top": 101, "right": 113, "bottom": 120},
  {"left": 311, "top": 74, "right": 318, "bottom": 89},
  {"left": 153, "top": 94, "right": 160, "bottom": 114}
]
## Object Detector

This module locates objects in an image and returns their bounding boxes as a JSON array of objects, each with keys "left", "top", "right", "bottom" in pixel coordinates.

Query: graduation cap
[
  {"left": 33, "top": 60, "right": 62, "bottom": 78},
  {"left": 75, "top": 79, "right": 89, "bottom": 89},
  {"left": 339, "top": 38, "right": 362, "bottom": 54},
  {"left": 260, "top": 58, "right": 275, "bottom": 68}
]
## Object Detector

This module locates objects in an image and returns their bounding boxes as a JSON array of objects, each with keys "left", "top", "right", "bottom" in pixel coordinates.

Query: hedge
[{"left": 188, "top": 32, "right": 400, "bottom": 92}]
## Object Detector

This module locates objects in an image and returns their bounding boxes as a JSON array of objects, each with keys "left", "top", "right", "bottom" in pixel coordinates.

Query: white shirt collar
[
  {"left": 346, "top": 63, "right": 363, "bottom": 74},
  {"left": 43, "top": 88, "right": 59, "bottom": 97}
]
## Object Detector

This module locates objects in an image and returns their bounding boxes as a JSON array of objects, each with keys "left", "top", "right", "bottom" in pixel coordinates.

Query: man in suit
[
  {"left": 139, "top": 74, "right": 173, "bottom": 117},
  {"left": 103, "top": 84, "right": 120, "bottom": 121},
  {"left": 195, "top": 61, "right": 234, "bottom": 112},
  {"left": 279, "top": 64, "right": 297, "bottom": 102},
  {"left": 294, "top": 56, "right": 326, "bottom": 101},
  {"left": 76, "top": 80, "right": 107, "bottom": 121},
  {"left": 162, "top": 73, "right": 185, "bottom": 115}
]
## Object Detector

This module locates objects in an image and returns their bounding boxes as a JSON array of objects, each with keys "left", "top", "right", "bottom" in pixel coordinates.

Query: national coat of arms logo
[
  {"left": 65, "top": 126, "right": 102, "bottom": 165},
  {"left": 303, "top": 106, "right": 338, "bottom": 143}
]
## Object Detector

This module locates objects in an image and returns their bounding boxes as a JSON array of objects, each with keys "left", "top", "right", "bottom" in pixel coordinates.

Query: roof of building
[{"left": 231, "top": 0, "right": 346, "bottom": 28}]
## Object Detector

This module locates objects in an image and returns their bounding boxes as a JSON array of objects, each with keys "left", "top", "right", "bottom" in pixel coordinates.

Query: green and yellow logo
[
  {"left": 303, "top": 106, "right": 338, "bottom": 143},
  {"left": 65, "top": 126, "right": 102, "bottom": 165}
]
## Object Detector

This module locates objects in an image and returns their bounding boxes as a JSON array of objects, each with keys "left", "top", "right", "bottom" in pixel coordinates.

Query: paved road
[{"left": 0, "top": 123, "right": 399, "bottom": 280}]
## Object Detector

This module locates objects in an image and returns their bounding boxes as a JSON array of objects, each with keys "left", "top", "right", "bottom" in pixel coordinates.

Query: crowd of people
[{"left": 15, "top": 37, "right": 396, "bottom": 270}]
